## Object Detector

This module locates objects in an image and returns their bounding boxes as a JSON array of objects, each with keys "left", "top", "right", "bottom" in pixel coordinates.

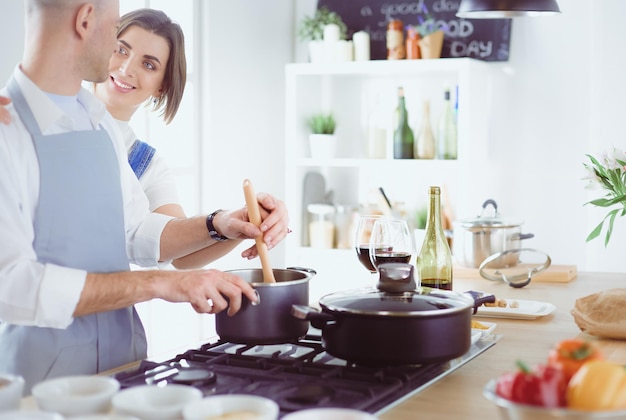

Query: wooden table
[
  {"left": 379, "top": 271, "right": 626, "bottom": 420},
  {"left": 20, "top": 271, "right": 626, "bottom": 418}
]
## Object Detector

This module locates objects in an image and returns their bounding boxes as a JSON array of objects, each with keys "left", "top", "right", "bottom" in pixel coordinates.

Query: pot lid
[
  {"left": 318, "top": 286, "right": 474, "bottom": 317},
  {"left": 457, "top": 199, "right": 522, "bottom": 229}
]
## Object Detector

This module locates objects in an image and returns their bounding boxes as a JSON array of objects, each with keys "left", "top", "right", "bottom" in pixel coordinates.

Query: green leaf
[
  {"left": 586, "top": 220, "right": 604, "bottom": 242},
  {"left": 307, "top": 113, "right": 336, "bottom": 134},
  {"left": 604, "top": 210, "right": 619, "bottom": 246},
  {"left": 587, "top": 197, "right": 616, "bottom": 207}
]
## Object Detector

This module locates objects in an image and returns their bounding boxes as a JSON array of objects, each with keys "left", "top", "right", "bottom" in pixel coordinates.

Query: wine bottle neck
[{"left": 425, "top": 189, "right": 444, "bottom": 234}]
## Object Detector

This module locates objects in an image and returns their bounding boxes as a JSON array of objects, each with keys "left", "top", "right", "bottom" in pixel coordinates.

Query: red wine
[
  {"left": 420, "top": 278, "right": 452, "bottom": 290},
  {"left": 372, "top": 252, "right": 411, "bottom": 267},
  {"left": 356, "top": 245, "right": 392, "bottom": 273}
]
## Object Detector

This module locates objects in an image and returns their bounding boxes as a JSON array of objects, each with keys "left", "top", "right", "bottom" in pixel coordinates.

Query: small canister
[
  {"left": 307, "top": 204, "right": 336, "bottom": 248},
  {"left": 387, "top": 19, "right": 406, "bottom": 60}
]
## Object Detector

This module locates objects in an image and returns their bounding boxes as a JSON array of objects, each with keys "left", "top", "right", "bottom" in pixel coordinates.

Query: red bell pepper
[{"left": 496, "top": 360, "right": 568, "bottom": 408}]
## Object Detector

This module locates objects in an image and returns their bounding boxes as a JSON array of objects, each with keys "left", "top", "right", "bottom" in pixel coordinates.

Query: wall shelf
[{"left": 284, "top": 58, "right": 493, "bottom": 298}]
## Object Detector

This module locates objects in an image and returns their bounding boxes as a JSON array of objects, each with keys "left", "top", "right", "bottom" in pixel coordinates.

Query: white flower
[
  {"left": 601, "top": 147, "right": 626, "bottom": 171},
  {"left": 582, "top": 147, "right": 626, "bottom": 246}
]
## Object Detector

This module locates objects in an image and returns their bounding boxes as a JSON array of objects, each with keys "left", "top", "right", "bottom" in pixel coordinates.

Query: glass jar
[{"left": 307, "top": 204, "right": 336, "bottom": 248}]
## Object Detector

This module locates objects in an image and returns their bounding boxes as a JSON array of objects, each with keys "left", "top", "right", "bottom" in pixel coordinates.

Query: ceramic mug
[{"left": 0, "top": 373, "right": 24, "bottom": 411}]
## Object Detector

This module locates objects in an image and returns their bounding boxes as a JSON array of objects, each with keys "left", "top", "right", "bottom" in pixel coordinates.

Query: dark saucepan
[
  {"left": 292, "top": 263, "right": 493, "bottom": 366},
  {"left": 216, "top": 267, "right": 315, "bottom": 344}
]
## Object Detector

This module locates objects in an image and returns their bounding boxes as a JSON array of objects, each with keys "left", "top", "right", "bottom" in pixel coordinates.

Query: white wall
[
  {"left": 0, "top": 1, "right": 24, "bottom": 81},
  {"left": 481, "top": 0, "right": 626, "bottom": 273}
]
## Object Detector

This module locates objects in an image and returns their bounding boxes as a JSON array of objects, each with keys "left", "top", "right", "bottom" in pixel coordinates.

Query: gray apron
[{"left": 0, "top": 78, "right": 147, "bottom": 393}]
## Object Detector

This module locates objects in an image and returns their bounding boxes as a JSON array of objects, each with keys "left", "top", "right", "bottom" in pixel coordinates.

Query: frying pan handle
[
  {"left": 291, "top": 305, "right": 335, "bottom": 329},
  {"left": 464, "top": 290, "right": 496, "bottom": 315}
]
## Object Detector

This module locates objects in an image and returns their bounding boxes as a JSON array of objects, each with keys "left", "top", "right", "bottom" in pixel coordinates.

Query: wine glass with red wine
[
  {"left": 368, "top": 218, "right": 414, "bottom": 271},
  {"left": 354, "top": 214, "right": 385, "bottom": 273}
]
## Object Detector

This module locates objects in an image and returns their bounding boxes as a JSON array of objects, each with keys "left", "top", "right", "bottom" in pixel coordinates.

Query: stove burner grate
[{"left": 114, "top": 333, "right": 498, "bottom": 417}]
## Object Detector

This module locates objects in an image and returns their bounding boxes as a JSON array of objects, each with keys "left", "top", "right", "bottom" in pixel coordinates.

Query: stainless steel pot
[
  {"left": 215, "top": 267, "right": 315, "bottom": 344},
  {"left": 453, "top": 199, "right": 534, "bottom": 268},
  {"left": 292, "top": 264, "right": 494, "bottom": 366}
]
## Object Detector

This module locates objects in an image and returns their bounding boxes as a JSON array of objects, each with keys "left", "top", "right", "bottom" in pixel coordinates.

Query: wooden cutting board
[{"left": 454, "top": 264, "right": 578, "bottom": 283}]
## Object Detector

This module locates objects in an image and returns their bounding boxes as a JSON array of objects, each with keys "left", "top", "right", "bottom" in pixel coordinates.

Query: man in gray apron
[
  {"left": 0, "top": 0, "right": 286, "bottom": 393},
  {"left": 0, "top": 76, "right": 148, "bottom": 393}
]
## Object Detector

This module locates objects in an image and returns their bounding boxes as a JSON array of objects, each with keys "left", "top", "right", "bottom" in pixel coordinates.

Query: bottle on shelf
[
  {"left": 366, "top": 93, "right": 387, "bottom": 159},
  {"left": 417, "top": 186, "right": 453, "bottom": 290},
  {"left": 386, "top": 20, "right": 406, "bottom": 60},
  {"left": 393, "top": 87, "right": 414, "bottom": 159},
  {"left": 414, "top": 100, "right": 436, "bottom": 159},
  {"left": 437, "top": 85, "right": 458, "bottom": 160},
  {"left": 405, "top": 26, "right": 421, "bottom": 59}
]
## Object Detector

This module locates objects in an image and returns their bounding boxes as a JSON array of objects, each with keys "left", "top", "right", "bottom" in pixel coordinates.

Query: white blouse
[{"left": 116, "top": 120, "right": 180, "bottom": 212}]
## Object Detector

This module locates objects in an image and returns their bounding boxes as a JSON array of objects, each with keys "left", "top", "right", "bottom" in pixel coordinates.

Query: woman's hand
[
  {"left": 213, "top": 193, "right": 290, "bottom": 259},
  {"left": 0, "top": 96, "right": 11, "bottom": 124}
]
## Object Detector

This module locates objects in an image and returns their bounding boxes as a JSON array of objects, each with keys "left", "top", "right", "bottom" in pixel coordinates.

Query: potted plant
[
  {"left": 307, "top": 113, "right": 337, "bottom": 160},
  {"left": 298, "top": 6, "right": 347, "bottom": 63}
]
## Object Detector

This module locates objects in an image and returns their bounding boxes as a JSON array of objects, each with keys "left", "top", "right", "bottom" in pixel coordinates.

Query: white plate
[{"left": 475, "top": 299, "right": 556, "bottom": 319}]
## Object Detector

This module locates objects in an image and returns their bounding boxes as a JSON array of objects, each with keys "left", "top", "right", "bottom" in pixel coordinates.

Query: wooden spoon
[{"left": 242, "top": 179, "right": 276, "bottom": 283}]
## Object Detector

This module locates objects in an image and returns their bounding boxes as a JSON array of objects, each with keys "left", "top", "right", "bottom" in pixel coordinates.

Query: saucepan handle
[
  {"left": 286, "top": 267, "right": 318, "bottom": 276},
  {"left": 291, "top": 305, "right": 334, "bottom": 329},
  {"left": 510, "top": 233, "right": 535, "bottom": 241},
  {"left": 464, "top": 290, "right": 496, "bottom": 315}
]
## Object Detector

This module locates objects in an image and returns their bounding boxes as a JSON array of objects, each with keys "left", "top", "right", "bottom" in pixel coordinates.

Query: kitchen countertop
[
  {"left": 379, "top": 270, "right": 626, "bottom": 420},
  {"left": 19, "top": 271, "right": 626, "bottom": 419}
]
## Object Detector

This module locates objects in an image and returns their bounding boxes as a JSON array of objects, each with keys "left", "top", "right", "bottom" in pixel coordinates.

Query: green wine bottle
[
  {"left": 418, "top": 186, "right": 453, "bottom": 290},
  {"left": 393, "top": 87, "right": 414, "bottom": 159}
]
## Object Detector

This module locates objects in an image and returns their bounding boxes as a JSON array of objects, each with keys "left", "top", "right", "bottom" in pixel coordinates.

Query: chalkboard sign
[{"left": 317, "top": 0, "right": 511, "bottom": 61}]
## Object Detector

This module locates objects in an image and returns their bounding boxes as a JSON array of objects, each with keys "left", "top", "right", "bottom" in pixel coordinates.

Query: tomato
[{"left": 548, "top": 338, "right": 604, "bottom": 382}]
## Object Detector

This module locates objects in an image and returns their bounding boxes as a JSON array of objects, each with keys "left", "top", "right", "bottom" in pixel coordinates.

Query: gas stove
[{"left": 114, "top": 331, "right": 498, "bottom": 417}]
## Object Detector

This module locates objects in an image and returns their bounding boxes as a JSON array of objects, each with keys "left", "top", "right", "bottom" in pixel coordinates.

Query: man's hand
[
  {"left": 78, "top": 268, "right": 258, "bottom": 318},
  {"left": 159, "top": 269, "right": 258, "bottom": 317}
]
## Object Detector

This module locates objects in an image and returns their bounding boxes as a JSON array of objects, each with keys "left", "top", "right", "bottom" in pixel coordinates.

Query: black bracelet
[{"left": 206, "top": 209, "right": 228, "bottom": 242}]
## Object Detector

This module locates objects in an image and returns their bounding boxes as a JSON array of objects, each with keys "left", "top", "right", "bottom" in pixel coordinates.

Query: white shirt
[
  {"left": 116, "top": 120, "right": 180, "bottom": 212},
  {"left": 0, "top": 66, "right": 173, "bottom": 329}
]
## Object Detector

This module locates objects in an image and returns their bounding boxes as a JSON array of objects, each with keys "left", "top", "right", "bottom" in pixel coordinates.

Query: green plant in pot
[
  {"left": 307, "top": 113, "right": 337, "bottom": 160},
  {"left": 298, "top": 6, "right": 347, "bottom": 63},
  {"left": 298, "top": 7, "right": 347, "bottom": 42}
]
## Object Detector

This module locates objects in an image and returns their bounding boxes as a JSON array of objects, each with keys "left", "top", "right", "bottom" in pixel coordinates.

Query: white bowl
[
  {"left": 183, "top": 394, "right": 279, "bottom": 420},
  {"left": 112, "top": 384, "right": 202, "bottom": 420},
  {"left": 31, "top": 375, "right": 120, "bottom": 417},
  {"left": 282, "top": 408, "right": 378, "bottom": 420},
  {"left": 0, "top": 373, "right": 25, "bottom": 411},
  {"left": 484, "top": 378, "right": 626, "bottom": 419}
]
